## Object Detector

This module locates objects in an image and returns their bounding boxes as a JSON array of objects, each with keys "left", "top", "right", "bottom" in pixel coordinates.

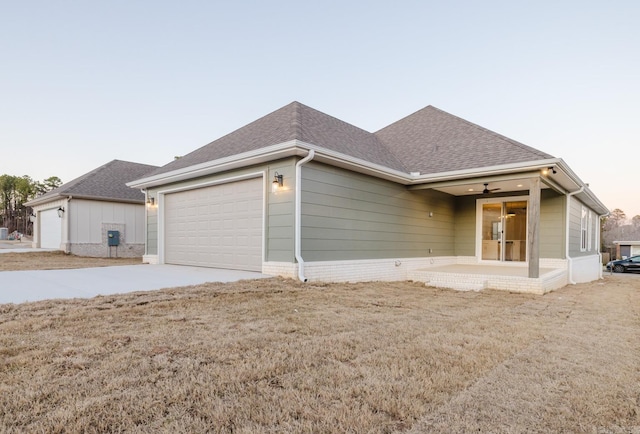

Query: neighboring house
[
  {"left": 26, "top": 160, "right": 158, "bottom": 257},
  {"left": 613, "top": 241, "right": 640, "bottom": 259},
  {"left": 128, "top": 102, "right": 608, "bottom": 293}
]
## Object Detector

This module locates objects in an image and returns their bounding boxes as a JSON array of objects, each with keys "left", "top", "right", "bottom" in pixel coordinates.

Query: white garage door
[
  {"left": 40, "top": 208, "right": 62, "bottom": 249},
  {"left": 631, "top": 245, "right": 640, "bottom": 256},
  {"left": 164, "top": 178, "right": 263, "bottom": 271}
]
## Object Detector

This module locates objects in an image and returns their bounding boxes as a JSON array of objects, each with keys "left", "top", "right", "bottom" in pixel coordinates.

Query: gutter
[
  {"left": 125, "top": 140, "right": 607, "bottom": 215},
  {"left": 295, "top": 149, "right": 315, "bottom": 282},
  {"left": 565, "top": 187, "right": 584, "bottom": 284}
]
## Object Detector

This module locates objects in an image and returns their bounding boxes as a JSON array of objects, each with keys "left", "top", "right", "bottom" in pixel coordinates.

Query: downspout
[
  {"left": 295, "top": 149, "right": 315, "bottom": 282},
  {"left": 565, "top": 187, "right": 584, "bottom": 284},
  {"left": 64, "top": 196, "right": 73, "bottom": 254},
  {"left": 142, "top": 189, "right": 148, "bottom": 258}
]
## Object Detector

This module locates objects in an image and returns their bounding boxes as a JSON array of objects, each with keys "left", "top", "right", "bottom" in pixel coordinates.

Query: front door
[{"left": 479, "top": 199, "right": 527, "bottom": 262}]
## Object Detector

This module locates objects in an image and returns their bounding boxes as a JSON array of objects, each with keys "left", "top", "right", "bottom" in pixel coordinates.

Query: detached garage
[
  {"left": 614, "top": 241, "right": 640, "bottom": 259},
  {"left": 26, "top": 160, "right": 158, "bottom": 257},
  {"left": 162, "top": 177, "right": 264, "bottom": 271}
]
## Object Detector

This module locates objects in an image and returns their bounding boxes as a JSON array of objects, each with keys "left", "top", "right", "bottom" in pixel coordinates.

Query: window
[{"left": 580, "top": 206, "right": 588, "bottom": 252}]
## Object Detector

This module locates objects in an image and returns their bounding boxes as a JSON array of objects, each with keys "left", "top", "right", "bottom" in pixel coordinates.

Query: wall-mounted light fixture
[
  {"left": 272, "top": 172, "right": 283, "bottom": 192},
  {"left": 147, "top": 197, "right": 155, "bottom": 206},
  {"left": 57, "top": 207, "right": 65, "bottom": 218},
  {"left": 542, "top": 166, "right": 557, "bottom": 175}
]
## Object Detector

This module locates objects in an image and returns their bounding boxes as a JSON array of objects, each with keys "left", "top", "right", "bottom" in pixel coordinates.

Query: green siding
[
  {"left": 539, "top": 190, "right": 565, "bottom": 259},
  {"left": 568, "top": 197, "right": 599, "bottom": 258},
  {"left": 454, "top": 189, "right": 567, "bottom": 259},
  {"left": 301, "top": 163, "right": 455, "bottom": 261},
  {"left": 145, "top": 158, "right": 297, "bottom": 262},
  {"left": 267, "top": 160, "right": 296, "bottom": 262},
  {"left": 454, "top": 196, "right": 476, "bottom": 256},
  {"left": 147, "top": 212, "right": 158, "bottom": 254}
]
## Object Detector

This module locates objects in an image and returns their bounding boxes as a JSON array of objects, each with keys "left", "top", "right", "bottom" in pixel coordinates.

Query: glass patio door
[{"left": 480, "top": 200, "right": 527, "bottom": 262}]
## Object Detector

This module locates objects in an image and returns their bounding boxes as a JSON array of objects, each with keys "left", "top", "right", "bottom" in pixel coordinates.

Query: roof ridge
[
  {"left": 425, "top": 106, "right": 552, "bottom": 158},
  {"left": 57, "top": 159, "right": 118, "bottom": 194},
  {"left": 291, "top": 101, "right": 304, "bottom": 138}
]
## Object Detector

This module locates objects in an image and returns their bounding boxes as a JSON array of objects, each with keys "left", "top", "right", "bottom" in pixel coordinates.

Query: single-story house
[
  {"left": 26, "top": 159, "right": 158, "bottom": 257},
  {"left": 613, "top": 241, "right": 640, "bottom": 259},
  {"left": 128, "top": 102, "right": 608, "bottom": 293}
]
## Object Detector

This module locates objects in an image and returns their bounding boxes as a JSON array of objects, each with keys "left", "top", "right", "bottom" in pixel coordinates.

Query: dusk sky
[{"left": 2, "top": 1, "right": 638, "bottom": 218}]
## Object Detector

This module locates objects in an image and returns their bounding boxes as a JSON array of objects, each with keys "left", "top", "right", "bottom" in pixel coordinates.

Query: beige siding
[
  {"left": 69, "top": 199, "right": 144, "bottom": 244},
  {"left": 301, "top": 163, "right": 455, "bottom": 261}
]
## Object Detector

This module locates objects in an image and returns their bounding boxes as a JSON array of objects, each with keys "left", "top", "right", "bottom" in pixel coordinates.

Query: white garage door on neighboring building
[
  {"left": 631, "top": 245, "right": 640, "bottom": 256},
  {"left": 40, "top": 208, "right": 62, "bottom": 249},
  {"left": 164, "top": 177, "right": 263, "bottom": 271}
]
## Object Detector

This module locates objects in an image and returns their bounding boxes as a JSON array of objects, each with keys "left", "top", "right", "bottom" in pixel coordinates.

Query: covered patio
[{"left": 407, "top": 263, "right": 568, "bottom": 295}]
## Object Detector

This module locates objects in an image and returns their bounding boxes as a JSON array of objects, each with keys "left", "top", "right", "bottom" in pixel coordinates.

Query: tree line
[
  {"left": 0, "top": 174, "right": 62, "bottom": 236},
  {"left": 601, "top": 208, "right": 640, "bottom": 256}
]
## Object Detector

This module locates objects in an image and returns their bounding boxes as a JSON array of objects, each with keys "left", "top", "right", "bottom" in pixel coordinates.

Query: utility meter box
[{"left": 107, "top": 230, "right": 120, "bottom": 246}]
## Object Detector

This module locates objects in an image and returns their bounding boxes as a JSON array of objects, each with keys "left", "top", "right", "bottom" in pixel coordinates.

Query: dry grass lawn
[
  {"left": 0, "top": 251, "right": 142, "bottom": 271},
  {"left": 0, "top": 255, "right": 638, "bottom": 433}
]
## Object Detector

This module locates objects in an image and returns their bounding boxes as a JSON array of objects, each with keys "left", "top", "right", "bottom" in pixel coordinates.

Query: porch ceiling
[
  {"left": 432, "top": 178, "right": 549, "bottom": 196},
  {"left": 410, "top": 168, "right": 575, "bottom": 197}
]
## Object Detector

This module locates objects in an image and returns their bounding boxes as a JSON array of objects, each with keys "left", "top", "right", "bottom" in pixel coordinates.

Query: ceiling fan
[{"left": 482, "top": 183, "right": 501, "bottom": 194}]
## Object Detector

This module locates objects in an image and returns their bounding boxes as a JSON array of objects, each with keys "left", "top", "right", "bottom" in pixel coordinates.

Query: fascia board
[
  {"left": 25, "top": 192, "right": 65, "bottom": 207},
  {"left": 295, "top": 141, "right": 411, "bottom": 183},
  {"left": 125, "top": 142, "right": 608, "bottom": 215},
  {"left": 555, "top": 159, "right": 608, "bottom": 215},
  {"left": 127, "top": 141, "right": 303, "bottom": 189},
  {"left": 408, "top": 158, "right": 562, "bottom": 184},
  {"left": 127, "top": 140, "right": 412, "bottom": 189}
]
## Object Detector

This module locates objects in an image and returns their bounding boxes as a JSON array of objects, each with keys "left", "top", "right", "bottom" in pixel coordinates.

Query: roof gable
[
  {"left": 375, "top": 106, "right": 553, "bottom": 174},
  {"left": 29, "top": 160, "right": 159, "bottom": 205},
  {"left": 138, "top": 102, "right": 557, "bottom": 182},
  {"left": 146, "top": 102, "right": 407, "bottom": 177}
]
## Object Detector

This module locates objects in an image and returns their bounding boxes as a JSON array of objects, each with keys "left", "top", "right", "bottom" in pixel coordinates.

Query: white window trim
[
  {"left": 580, "top": 206, "right": 588, "bottom": 252},
  {"left": 587, "top": 210, "right": 593, "bottom": 251}
]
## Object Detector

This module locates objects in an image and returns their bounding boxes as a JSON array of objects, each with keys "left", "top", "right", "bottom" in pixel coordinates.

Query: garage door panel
[
  {"left": 40, "top": 209, "right": 62, "bottom": 249},
  {"left": 164, "top": 178, "right": 263, "bottom": 271}
]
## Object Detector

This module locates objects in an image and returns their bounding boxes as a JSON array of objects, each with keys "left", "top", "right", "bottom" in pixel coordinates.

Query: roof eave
[
  {"left": 127, "top": 140, "right": 412, "bottom": 189},
  {"left": 125, "top": 143, "right": 608, "bottom": 215},
  {"left": 24, "top": 192, "right": 66, "bottom": 207}
]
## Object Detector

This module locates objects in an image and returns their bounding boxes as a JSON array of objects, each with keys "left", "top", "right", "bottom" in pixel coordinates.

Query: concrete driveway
[{"left": 0, "top": 264, "right": 270, "bottom": 304}]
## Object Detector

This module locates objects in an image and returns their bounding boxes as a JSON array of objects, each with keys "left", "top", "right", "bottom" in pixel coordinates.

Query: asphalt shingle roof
[
  {"left": 29, "top": 160, "right": 159, "bottom": 205},
  {"left": 146, "top": 102, "right": 408, "bottom": 177},
  {"left": 145, "top": 102, "right": 554, "bottom": 179},
  {"left": 375, "top": 106, "right": 553, "bottom": 174}
]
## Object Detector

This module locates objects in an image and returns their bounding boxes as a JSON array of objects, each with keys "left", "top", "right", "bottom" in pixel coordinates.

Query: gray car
[{"left": 606, "top": 255, "right": 640, "bottom": 273}]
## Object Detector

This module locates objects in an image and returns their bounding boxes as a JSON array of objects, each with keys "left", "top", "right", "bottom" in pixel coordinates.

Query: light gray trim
[{"left": 127, "top": 137, "right": 606, "bottom": 215}]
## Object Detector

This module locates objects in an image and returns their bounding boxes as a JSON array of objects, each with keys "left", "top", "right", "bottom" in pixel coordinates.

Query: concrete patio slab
[{"left": 0, "top": 264, "right": 270, "bottom": 304}]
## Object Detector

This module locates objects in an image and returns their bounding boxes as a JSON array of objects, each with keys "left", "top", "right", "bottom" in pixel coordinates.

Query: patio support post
[{"left": 528, "top": 177, "right": 541, "bottom": 278}]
